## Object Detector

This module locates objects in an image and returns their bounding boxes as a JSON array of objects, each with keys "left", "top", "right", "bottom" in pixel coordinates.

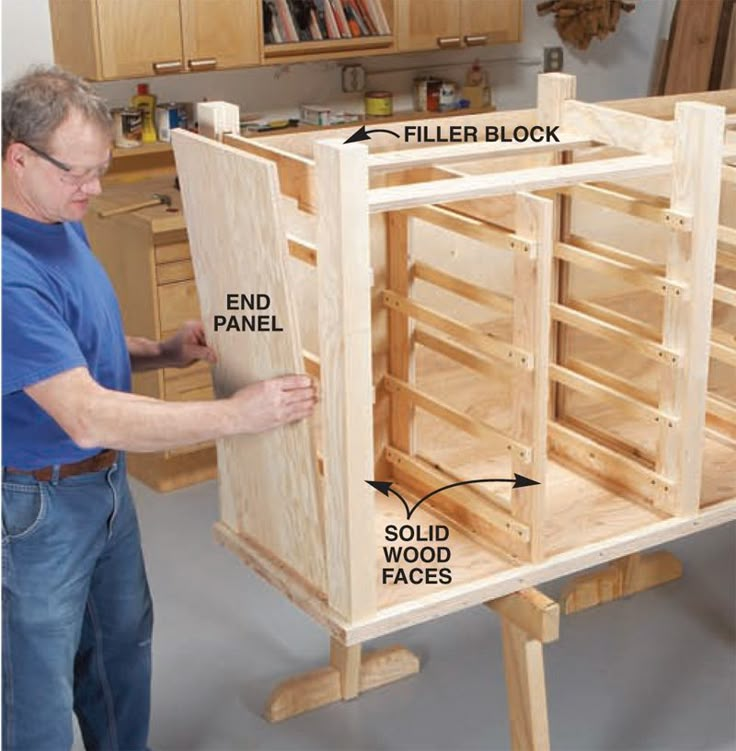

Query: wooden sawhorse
[{"left": 265, "top": 550, "right": 682, "bottom": 750}]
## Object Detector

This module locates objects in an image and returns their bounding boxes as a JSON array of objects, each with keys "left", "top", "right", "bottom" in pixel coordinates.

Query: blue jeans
[{"left": 2, "top": 457, "right": 153, "bottom": 751}]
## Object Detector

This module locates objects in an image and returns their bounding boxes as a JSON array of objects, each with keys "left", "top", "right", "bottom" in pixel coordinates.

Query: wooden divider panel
[{"left": 171, "top": 130, "right": 326, "bottom": 593}]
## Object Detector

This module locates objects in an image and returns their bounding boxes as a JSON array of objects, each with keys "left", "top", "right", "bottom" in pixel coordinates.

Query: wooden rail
[
  {"left": 384, "top": 375, "right": 532, "bottom": 462},
  {"left": 404, "top": 205, "right": 535, "bottom": 257},
  {"left": 551, "top": 303, "right": 680, "bottom": 366},
  {"left": 413, "top": 261, "right": 514, "bottom": 313},
  {"left": 382, "top": 290, "right": 532, "bottom": 369},
  {"left": 368, "top": 155, "right": 671, "bottom": 213}
]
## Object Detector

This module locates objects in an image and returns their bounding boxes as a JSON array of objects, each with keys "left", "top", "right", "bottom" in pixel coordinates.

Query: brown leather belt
[{"left": 4, "top": 449, "right": 118, "bottom": 482}]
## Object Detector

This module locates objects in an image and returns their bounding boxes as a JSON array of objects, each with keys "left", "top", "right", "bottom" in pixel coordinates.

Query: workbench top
[{"left": 95, "top": 173, "right": 185, "bottom": 234}]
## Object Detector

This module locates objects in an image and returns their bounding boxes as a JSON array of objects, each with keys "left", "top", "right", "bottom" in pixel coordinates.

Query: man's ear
[{"left": 4, "top": 142, "right": 29, "bottom": 173}]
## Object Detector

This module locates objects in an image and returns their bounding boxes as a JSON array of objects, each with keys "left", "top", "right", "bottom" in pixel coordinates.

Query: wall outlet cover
[
  {"left": 543, "top": 47, "right": 564, "bottom": 73},
  {"left": 342, "top": 65, "right": 366, "bottom": 93}
]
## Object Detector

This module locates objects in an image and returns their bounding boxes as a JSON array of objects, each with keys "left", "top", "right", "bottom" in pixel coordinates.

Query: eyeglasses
[{"left": 21, "top": 141, "right": 111, "bottom": 186}]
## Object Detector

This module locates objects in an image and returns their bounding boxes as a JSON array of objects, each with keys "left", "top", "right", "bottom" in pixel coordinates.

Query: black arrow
[
  {"left": 366, "top": 474, "right": 540, "bottom": 520},
  {"left": 344, "top": 125, "right": 401, "bottom": 144},
  {"left": 365, "top": 480, "right": 414, "bottom": 519}
]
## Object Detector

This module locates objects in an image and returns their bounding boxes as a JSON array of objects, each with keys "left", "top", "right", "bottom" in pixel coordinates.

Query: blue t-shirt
[{"left": 2, "top": 209, "right": 131, "bottom": 468}]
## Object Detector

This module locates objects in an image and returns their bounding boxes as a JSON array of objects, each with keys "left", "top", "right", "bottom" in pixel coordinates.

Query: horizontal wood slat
[
  {"left": 551, "top": 303, "right": 680, "bottom": 366},
  {"left": 384, "top": 375, "right": 532, "bottom": 462},
  {"left": 383, "top": 290, "right": 532, "bottom": 369}
]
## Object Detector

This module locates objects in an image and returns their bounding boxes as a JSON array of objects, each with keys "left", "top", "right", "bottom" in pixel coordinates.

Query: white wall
[{"left": 2, "top": 0, "right": 674, "bottom": 116}]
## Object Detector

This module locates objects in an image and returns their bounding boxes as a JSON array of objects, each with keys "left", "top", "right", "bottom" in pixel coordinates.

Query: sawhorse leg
[
  {"left": 265, "top": 639, "right": 420, "bottom": 722},
  {"left": 488, "top": 589, "right": 560, "bottom": 751}
]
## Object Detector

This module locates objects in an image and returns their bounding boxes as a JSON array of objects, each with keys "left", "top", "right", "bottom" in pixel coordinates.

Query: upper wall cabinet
[
  {"left": 49, "top": 0, "right": 260, "bottom": 80},
  {"left": 396, "top": 0, "right": 521, "bottom": 52}
]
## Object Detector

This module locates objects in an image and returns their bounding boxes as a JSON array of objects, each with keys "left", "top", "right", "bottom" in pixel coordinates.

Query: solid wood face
[{"left": 96, "top": 0, "right": 183, "bottom": 78}]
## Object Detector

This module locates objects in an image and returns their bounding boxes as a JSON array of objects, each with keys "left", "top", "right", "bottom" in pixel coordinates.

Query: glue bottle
[{"left": 131, "top": 83, "right": 157, "bottom": 143}]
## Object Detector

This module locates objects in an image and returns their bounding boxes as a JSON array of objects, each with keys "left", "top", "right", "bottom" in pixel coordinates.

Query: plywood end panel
[{"left": 171, "top": 129, "right": 326, "bottom": 593}]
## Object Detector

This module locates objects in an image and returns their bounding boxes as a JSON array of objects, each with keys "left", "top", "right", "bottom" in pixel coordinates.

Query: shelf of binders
[{"left": 262, "top": 0, "right": 395, "bottom": 63}]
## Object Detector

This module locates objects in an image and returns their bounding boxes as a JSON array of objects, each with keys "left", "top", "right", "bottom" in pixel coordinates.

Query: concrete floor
[{"left": 78, "top": 476, "right": 736, "bottom": 751}]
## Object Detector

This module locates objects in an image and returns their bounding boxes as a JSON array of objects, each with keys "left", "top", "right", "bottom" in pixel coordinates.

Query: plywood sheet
[{"left": 171, "top": 130, "right": 326, "bottom": 592}]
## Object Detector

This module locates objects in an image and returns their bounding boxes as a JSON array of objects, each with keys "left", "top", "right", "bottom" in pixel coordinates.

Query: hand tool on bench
[{"left": 98, "top": 193, "right": 171, "bottom": 218}]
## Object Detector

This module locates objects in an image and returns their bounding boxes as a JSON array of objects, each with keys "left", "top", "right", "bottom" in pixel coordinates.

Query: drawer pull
[
  {"left": 437, "top": 36, "right": 461, "bottom": 48},
  {"left": 464, "top": 34, "right": 488, "bottom": 46},
  {"left": 188, "top": 57, "right": 217, "bottom": 71},
  {"left": 152, "top": 60, "right": 183, "bottom": 74}
]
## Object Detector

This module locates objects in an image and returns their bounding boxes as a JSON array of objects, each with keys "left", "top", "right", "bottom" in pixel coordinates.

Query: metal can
[
  {"left": 112, "top": 107, "right": 142, "bottom": 148},
  {"left": 364, "top": 91, "right": 393, "bottom": 117},
  {"left": 155, "top": 103, "right": 185, "bottom": 143}
]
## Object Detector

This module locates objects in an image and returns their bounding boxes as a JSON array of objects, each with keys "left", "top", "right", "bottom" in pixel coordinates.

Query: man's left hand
[{"left": 160, "top": 320, "right": 217, "bottom": 368}]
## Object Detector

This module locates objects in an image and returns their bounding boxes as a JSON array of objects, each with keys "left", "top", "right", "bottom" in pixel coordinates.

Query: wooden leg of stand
[
  {"left": 489, "top": 588, "right": 559, "bottom": 751},
  {"left": 330, "top": 638, "right": 361, "bottom": 699},
  {"left": 265, "top": 642, "right": 420, "bottom": 722},
  {"left": 561, "top": 550, "right": 683, "bottom": 615},
  {"left": 501, "top": 620, "right": 551, "bottom": 751}
]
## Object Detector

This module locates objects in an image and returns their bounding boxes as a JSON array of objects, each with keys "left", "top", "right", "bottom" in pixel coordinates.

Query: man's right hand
[{"left": 229, "top": 374, "right": 317, "bottom": 434}]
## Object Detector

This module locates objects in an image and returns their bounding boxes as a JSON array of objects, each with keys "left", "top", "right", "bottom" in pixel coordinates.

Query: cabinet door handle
[
  {"left": 464, "top": 34, "right": 488, "bottom": 46},
  {"left": 437, "top": 36, "right": 462, "bottom": 48},
  {"left": 152, "top": 60, "right": 183, "bottom": 74},
  {"left": 188, "top": 58, "right": 217, "bottom": 71}
]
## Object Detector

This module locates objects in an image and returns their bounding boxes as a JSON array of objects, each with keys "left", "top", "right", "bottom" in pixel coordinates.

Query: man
[{"left": 2, "top": 66, "right": 316, "bottom": 751}]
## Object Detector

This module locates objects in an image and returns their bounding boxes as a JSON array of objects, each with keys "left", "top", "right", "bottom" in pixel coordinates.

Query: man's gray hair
[{"left": 2, "top": 65, "right": 112, "bottom": 158}]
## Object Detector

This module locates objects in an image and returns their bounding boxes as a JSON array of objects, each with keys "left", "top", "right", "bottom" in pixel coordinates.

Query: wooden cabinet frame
[
  {"left": 171, "top": 75, "right": 736, "bottom": 744},
  {"left": 49, "top": 0, "right": 259, "bottom": 80}
]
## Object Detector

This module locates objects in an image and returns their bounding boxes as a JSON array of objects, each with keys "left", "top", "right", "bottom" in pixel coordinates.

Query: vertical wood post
[
  {"left": 316, "top": 139, "right": 376, "bottom": 619},
  {"left": 330, "top": 638, "right": 362, "bottom": 700},
  {"left": 657, "top": 102, "right": 724, "bottom": 514},
  {"left": 387, "top": 211, "right": 415, "bottom": 454},
  {"left": 501, "top": 620, "right": 551, "bottom": 751},
  {"left": 512, "top": 193, "right": 554, "bottom": 562},
  {"left": 537, "top": 73, "right": 576, "bottom": 424}
]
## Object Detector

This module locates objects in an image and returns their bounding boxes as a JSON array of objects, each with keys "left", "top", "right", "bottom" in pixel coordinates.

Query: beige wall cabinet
[
  {"left": 50, "top": 0, "right": 260, "bottom": 81},
  {"left": 396, "top": 0, "right": 521, "bottom": 52}
]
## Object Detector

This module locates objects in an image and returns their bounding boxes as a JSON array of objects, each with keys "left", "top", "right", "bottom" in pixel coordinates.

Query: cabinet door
[
  {"left": 460, "top": 0, "right": 521, "bottom": 45},
  {"left": 397, "top": 0, "right": 462, "bottom": 52},
  {"left": 180, "top": 0, "right": 260, "bottom": 71},
  {"left": 96, "top": 0, "right": 184, "bottom": 78}
]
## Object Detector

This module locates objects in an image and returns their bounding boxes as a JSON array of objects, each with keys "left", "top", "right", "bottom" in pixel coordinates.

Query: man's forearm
[
  {"left": 25, "top": 366, "right": 315, "bottom": 454},
  {"left": 80, "top": 386, "right": 237, "bottom": 451},
  {"left": 126, "top": 335, "right": 169, "bottom": 371}
]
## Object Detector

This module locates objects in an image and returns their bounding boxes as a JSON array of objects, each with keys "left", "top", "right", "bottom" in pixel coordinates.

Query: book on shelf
[{"left": 264, "top": 0, "right": 390, "bottom": 44}]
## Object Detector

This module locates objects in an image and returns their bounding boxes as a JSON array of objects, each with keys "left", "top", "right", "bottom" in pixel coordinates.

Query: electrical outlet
[
  {"left": 543, "top": 46, "right": 564, "bottom": 73},
  {"left": 341, "top": 64, "right": 365, "bottom": 93}
]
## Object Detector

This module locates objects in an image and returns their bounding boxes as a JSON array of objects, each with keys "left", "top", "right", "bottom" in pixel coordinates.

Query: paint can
[
  {"left": 112, "top": 107, "right": 142, "bottom": 148},
  {"left": 364, "top": 91, "right": 393, "bottom": 117}
]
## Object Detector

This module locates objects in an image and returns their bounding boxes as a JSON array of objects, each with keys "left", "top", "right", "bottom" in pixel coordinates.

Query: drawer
[
  {"left": 156, "top": 260, "right": 194, "bottom": 285},
  {"left": 155, "top": 241, "right": 190, "bottom": 265},
  {"left": 158, "top": 280, "right": 201, "bottom": 332}
]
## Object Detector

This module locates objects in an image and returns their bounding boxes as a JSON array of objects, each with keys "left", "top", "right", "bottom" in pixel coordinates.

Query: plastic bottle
[{"left": 131, "top": 83, "right": 157, "bottom": 143}]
